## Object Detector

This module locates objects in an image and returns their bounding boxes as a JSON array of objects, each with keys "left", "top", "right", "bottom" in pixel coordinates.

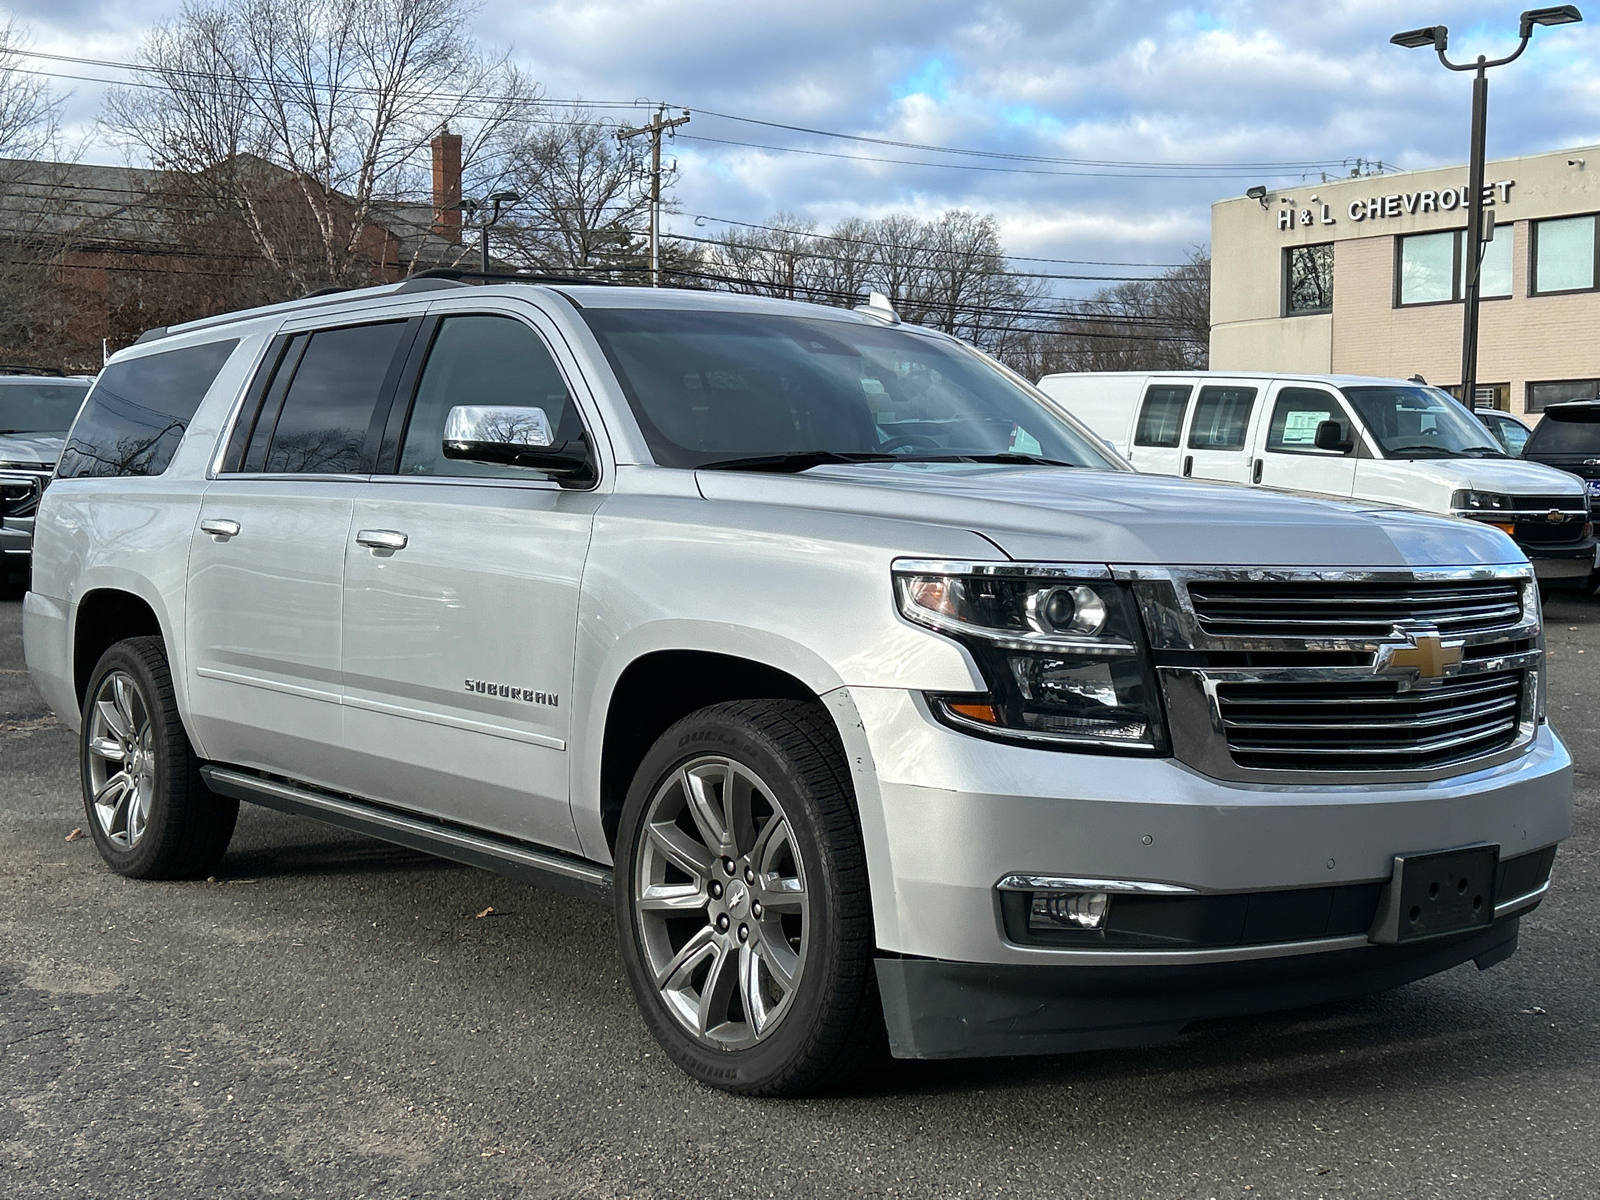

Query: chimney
[{"left": 431, "top": 127, "right": 463, "bottom": 243}]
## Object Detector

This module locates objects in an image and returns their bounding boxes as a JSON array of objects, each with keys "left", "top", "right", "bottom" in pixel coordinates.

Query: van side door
[
  {"left": 1126, "top": 380, "right": 1194, "bottom": 476},
  {"left": 1182, "top": 382, "right": 1260, "bottom": 484},
  {"left": 336, "top": 305, "right": 604, "bottom": 852},
  {"left": 1250, "top": 383, "right": 1359, "bottom": 498}
]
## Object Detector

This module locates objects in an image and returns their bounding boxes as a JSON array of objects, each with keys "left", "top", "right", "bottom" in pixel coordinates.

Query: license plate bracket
[{"left": 1370, "top": 845, "right": 1499, "bottom": 944}]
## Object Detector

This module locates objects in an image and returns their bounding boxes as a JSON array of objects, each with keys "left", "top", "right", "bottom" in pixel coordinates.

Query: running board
[{"left": 200, "top": 766, "right": 613, "bottom": 903}]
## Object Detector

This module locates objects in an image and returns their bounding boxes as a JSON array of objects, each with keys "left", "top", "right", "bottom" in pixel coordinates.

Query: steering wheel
[{"left": 878, "top": 434, "right": 943, "bottom": 454}]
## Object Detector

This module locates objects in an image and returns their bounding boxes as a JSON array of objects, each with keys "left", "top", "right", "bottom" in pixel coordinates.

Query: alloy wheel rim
[
  {"left": 634, "top": 755, "right": 810, "bottom": 1050},
  {"left": 86, "top": 670, "right": 155, "bottom": 850}
]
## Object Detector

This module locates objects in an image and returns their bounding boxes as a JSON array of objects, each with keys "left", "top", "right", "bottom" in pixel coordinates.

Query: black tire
[
  {"left": 79, "top": 636, "right": 237, "bottom": 880},
  {"left": 613, "top": 699, "right": 885, "bottom": 1096}
]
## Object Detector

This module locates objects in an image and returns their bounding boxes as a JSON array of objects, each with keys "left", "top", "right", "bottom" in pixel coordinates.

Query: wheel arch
[
  {"left": 72, "top": 587, "right": 167, "bottom": 710},
  {"left": 595, "top": 649, "right": 821, "bottom": 856}
]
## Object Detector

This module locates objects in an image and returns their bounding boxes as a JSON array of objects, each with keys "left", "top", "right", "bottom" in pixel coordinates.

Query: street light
[
  {"left": 1391, "top": 7, "right": 1582, "bottom": 409},
  {"left": 468, "top": 191, "right": 522, "bottom": 274}
]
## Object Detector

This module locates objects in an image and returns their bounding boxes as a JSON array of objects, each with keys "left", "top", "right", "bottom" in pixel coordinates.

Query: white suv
[{"left": 24, "top": 279, "right": 1571, "bottom": 1095}]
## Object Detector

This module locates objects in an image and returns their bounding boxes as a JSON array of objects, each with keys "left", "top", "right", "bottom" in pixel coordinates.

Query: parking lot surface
[{"left": 2, "top": 585, "right": 1598, "bottom": 1199}]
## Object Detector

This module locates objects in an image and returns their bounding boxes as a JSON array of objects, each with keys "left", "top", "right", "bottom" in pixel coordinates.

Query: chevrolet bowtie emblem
[
  {"left": 1547, "top": 509, "right": 1565, "bottom": 524},
  {"left": 1374, "top": 626, "right": 1463, "bottom": 680}
]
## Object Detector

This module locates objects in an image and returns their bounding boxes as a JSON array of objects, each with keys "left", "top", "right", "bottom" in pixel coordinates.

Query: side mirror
[
  {"left": 442, "top": 405, "right": 594, "bottom": 483},
  {"left": 1313, "top": 419, "right": 1354, "bottom": 454}
]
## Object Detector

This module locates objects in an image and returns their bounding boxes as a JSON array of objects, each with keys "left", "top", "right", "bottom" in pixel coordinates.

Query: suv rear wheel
[
  {"left": 614, "top": 700, "right": 884, "bottom": 1096},
  {"left": 80, "top": 637, "right": 237, "bottom": 879}
]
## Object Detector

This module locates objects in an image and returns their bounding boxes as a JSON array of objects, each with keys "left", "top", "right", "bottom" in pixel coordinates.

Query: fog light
[{"left": 1028, "top": 890, "right": 1110, "bottom": 930}]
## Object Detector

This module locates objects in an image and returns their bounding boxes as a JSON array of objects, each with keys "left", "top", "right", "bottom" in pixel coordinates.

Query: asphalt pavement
[{"left": 2, "top": 584, "right": 1597, "bottom": 1199}]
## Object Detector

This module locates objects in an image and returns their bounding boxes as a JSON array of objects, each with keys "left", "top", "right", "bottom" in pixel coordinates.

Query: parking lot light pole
[{"left": 1391, "top": 7, "right": 1583, "bottom": 410}]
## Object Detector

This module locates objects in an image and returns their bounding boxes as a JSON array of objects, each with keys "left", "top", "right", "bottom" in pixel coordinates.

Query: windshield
[
  {"left": 1525, "top": 409, "right": 1600, "bottom": 456},
  {"left": 0, "top": 382, "right": 90, "bottom": 434},
  {"left": 580, "top": 307, "right": 1119, "bottom": 470},
  {"left": 1341, "top": 385, "right": 1505, "bottom": 459}
]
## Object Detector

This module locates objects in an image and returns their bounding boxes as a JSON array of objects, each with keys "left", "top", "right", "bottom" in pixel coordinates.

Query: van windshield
[
  {"left": 581, "top": 307, "right": 1120, "bottom": 471},
  {"left": 0, "top": 382, "right": 90, "bottom": 435},
  {"left": 1341, "top": 386, "right": 1506, "bottom": 459}
]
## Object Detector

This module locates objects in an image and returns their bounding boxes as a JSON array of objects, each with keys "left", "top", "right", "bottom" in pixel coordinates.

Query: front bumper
[
  {"left": 876, "top": 918, "right": 1523, "bottom": 1059},
  {"left": 840, "top": 686, "right": 1571, "bottom": 959},
  {"left": 1521, "top": 536, "right": 1598, "bottom": 581}
]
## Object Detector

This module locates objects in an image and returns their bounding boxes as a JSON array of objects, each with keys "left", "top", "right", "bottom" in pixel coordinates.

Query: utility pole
[{"left": 618, "top": 105, "right": 690, "bottom": 286}]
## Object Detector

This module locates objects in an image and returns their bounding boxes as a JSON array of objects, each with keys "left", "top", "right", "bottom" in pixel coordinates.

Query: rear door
[
  {"left": 1250, "top": 383, "right": 1359, "bottom": 498},
  {"left": 1126, "top": 379, "right": 1194, "bottom": 476},
  {"left": 185, "top": 317, "right": 418, "bottom": 789},
  {"left": 1182, "top": 382, "right": 1260, "bottom": 483}
]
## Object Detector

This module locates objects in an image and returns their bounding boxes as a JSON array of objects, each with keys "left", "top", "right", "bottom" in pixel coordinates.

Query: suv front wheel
[
  {"left": 80, "top": 637, "right": 238, "bottom": 879},
  {"left": 614, "top": 700, "right": 883, "bottom": 1096}
]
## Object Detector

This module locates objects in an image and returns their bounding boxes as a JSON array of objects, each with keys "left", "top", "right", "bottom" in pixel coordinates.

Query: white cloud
[{"left": 7, "top": 0, "right": 1599, "bottom": 293}]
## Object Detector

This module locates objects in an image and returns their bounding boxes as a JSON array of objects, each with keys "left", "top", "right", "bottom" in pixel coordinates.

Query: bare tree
[
  {"left": 103, "top": 0, "right": 535, "bottom": 294},
  {"left": 0, "top": 18, "right": 74, "bottom": 367},
  {"left": 1037, "top": 247, "right": 1211, "bottom": 373},
  {"left": 493, "top": 110, "right": 656, "bottom": 276},
  {"left": 699, "top": 209, "right": 1041, "bottom": 358}
]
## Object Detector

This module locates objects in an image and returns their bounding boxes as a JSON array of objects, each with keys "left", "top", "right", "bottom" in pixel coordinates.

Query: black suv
[{"left": 1522, "top": 402, "right": 1600, "bottom": 589}]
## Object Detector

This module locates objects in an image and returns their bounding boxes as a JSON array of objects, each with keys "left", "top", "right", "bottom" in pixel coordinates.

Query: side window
[
  {"left": 56, "top": 340, "right": 238, "bottom": 479},
  {"left": 1187, "top": 386, "right": 1258, "bottom": 451},
  {"left": 1133, "top": 385, "right": 1191, "bottom": 448},
  {"left": 1265, "top": 388, "right": 1344, "bottom": 454},
  {"left": 396, "top": 315, "right": 576, "bottom": 480},
  {"left": 1497, "top": 419, "right": 1530, "bottom": 457},
  {"left": 228, "top": 322, "right": 408, "bottom": 476}
]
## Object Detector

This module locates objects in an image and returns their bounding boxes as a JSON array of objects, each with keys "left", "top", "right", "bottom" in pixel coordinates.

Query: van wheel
[
  {"left": 614, "top": 700, "right": 884, "bottom": 1096},
  {"left": 80, "top": 637, "right": 237, "bottom": 879}
]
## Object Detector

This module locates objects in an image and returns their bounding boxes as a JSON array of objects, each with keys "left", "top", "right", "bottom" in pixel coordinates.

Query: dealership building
[{"left": 1210, "top": 144, "right": 1600, "bottom": 416}]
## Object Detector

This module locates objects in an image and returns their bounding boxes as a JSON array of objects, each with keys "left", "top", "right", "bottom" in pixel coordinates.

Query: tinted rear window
[
  {"left": 1526, "top": 410, "right": 1600, "bottom": 456},
  {"left": 56, "top": 341, "right": 237, "bottom": 479}
]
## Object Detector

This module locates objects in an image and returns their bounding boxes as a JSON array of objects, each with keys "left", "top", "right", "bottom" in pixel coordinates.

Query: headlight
[
  {"left": 1452, "top": 489, "right": 1514, "bottom": 513},
  {"left": 894, "top": 561, "right": 1168, "bottom": 752}
]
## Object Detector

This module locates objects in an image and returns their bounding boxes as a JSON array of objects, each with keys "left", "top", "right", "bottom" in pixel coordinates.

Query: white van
[{"left": 1038, "top": 371, "right": 1597, "bottom": 583}]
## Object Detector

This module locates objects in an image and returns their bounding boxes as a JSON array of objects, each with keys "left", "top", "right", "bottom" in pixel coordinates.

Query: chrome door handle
[
  {"left": 200, "top": 518, "right": 240, "bottom": 540},
  {"left": 356, "top": 529, "right": 408, "bottom": 551}
]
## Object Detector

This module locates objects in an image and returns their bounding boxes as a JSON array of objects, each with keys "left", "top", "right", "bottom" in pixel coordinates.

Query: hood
[
  {"left": 0, "top": 432, "right": 64, "bottom": 468},
  {"left": 694, "top": 464, "right": 1524, "bottom": 569},
  {"left": 1379, "top": 455, "right": 1586, "bottom": 497}
]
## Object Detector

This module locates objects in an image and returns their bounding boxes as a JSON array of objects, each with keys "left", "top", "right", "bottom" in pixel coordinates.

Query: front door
[
  {"left": 185, "top": 319, "right": 415, "bottom": 787},
  {"left": 338, "top": 310, "right": 602, "bottom": 852},
  {"left": 1251, "top": 384, "right": 1359, "bottom": 498},
  {"left": 1182, "top": 382, "right": 1260, "bottom": 483}
]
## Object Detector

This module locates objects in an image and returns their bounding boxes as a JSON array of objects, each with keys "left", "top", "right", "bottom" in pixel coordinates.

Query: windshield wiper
[
  {"left": 696, "top": 451, "right": 901, "bottom": 473},
  {"left": 696, "top": 450, "right": 1084, "bottom": 473}
]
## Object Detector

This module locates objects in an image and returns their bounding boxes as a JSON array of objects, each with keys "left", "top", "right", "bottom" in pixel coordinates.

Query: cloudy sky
[{"left": 7, "top": 0, "right": 1600, "bottom": 294}]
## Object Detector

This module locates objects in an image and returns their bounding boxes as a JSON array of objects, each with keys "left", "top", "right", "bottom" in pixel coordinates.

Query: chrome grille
[
  {"left": 1217, "top": 670, "right": 1523, "bottom": 771},
  {"left": 1186, "top": 578, "right": 1523, "bottom": 640}
]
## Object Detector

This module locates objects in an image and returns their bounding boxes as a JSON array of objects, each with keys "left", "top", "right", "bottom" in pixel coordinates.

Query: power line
[{"left": 679, "top": 213, "right": 1189, "bottom": 268}]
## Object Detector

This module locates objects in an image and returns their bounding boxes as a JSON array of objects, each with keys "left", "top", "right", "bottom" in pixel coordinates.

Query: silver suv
[{"left": 23, "top": 279, "right": 1572, "bottom": 1095}]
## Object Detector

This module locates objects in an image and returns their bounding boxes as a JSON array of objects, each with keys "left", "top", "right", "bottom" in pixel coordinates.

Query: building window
[
  {"left": 1527, "top": 379, "right": 1600, "bottom": 413},
  {"left": 1284, "top": 243, "right": 1333, "bottom": 315},
  {"left": 1532, "top": 215, "right": 1598, "bottom": 294},
  {"left": 1396, "top": 229, "right": 1513, "bottom": 306}
]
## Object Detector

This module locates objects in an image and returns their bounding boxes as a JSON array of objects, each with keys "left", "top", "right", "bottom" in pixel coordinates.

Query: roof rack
[{"left": 407, "top": 267, "right": 625, "bottom": 288}]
